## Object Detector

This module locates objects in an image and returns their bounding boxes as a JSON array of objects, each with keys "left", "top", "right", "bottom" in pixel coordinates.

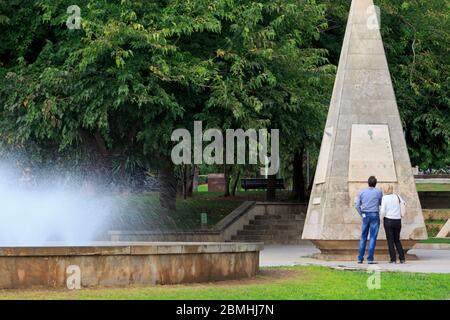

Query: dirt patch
[
  {"left": 196, "top": 268, "right": 299, "bottom": 287},
  {"left": 423, "top": 209, "right": 450, "bottom": 220},
  {"left": 0, "top": 267, "right": 302, "bottom": 298}
]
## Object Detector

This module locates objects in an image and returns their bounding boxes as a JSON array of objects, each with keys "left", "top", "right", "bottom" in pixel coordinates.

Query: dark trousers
[{"left": 383, "top": 217, "right": 405, "bottom": 262}]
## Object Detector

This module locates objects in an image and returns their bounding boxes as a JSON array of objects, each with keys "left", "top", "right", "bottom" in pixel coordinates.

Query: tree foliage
[
  {"left": 0, "top": 0, "right": 447, "bottom": 206},
  {"left": 376, "top": 0, "right": 449, "bottom": 169}
]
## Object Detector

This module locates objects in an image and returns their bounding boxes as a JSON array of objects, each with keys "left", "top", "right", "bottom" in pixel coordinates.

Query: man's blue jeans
[{"left": 358, "top": 212, "right": 380, "bottom": 262}]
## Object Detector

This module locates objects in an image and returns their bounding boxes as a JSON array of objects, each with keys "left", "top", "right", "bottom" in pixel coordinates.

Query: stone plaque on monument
[
  {"left": 348, "top": 124, "right": 396, "bottom": 182},
  {"left": 302, "top": 0, "right": 427, "bottom": 261}
]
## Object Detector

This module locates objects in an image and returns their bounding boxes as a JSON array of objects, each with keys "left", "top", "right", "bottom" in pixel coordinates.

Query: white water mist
[{"left": 0, "top": 163, "right": 113, "bottom": 246}]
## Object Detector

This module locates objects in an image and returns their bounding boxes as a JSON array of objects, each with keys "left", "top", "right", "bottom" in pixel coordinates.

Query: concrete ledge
[
  {"left": 310, "top": 240, "right": 419, "bottom": 261},
  {"left": 413, "top": 243, "right": 450, "bottom": 250},
  {"left": 0, "top": 242, "right": 264, "bottom": 256},
  {"left": 0, "top": 242, "right": 263, "bottom": 289},
  {"left": 416, "top": 179, "right": 450, "bottom": 184},
  {"left": 414, "top": 174, "right": 450, "bottom": 179}
]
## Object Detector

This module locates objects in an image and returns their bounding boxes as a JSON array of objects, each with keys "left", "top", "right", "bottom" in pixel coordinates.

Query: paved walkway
[{"left": 260, "top": 244, "right": 450, "bottom": 273}]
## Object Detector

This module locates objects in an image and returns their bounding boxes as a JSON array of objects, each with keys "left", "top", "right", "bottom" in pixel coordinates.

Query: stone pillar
[{"left": 301, "top": 0, "right": 427, "bottom": 261}]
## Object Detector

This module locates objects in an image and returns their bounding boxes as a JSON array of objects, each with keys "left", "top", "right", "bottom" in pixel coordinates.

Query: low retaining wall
[
  {"left": 0, "top": 242, "right": 262, "bottom": 289},
  {"left": 414, "top": 174, "right": 450, "bottom": 179},
  {"left": 418, "top": 191, "right": 450, "bottom": 209}
]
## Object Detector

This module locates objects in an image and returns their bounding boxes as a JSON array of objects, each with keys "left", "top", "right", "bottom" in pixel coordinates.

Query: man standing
[{"left": 355, "top": 176, "right": 383, "bottom": 264}]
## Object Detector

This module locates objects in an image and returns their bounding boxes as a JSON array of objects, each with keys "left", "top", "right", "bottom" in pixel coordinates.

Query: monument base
[{"left": 310, "top": 240, "right": 418, "bottom": 261}]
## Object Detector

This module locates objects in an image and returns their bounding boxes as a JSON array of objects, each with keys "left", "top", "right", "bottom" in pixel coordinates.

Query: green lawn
[
  {"left": 416, "top": 183, "right": 450, "bottom": 192},
  {"left": 0, "top": 266, "right": 448, "bottom": 300},
  {"left": 419, "top": 238, "right": 450, "bottom": 244}
]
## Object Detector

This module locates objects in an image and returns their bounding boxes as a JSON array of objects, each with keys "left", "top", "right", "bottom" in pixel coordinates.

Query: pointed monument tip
[{"left": 302, "top": 0, "right": 426, "bottom": 250}]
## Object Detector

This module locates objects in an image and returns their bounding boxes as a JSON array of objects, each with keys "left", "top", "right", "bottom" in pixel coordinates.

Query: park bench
[{"left": 240, "top": 178, "right": 285, "bottom": 190}]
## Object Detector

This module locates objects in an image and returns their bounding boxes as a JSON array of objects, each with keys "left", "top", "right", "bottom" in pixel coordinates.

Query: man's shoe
[
  {"left": 400, "top": 260, "right": 405, "bottom": 264},
  {"left": 368, "top": 261, "right": 378, "bottom": 264},
  {"left": 389, "top": 261, "right": 396, "bottom": 264},
  {"left": 357, "top": 260, "right": 363, "bottom": 264}
]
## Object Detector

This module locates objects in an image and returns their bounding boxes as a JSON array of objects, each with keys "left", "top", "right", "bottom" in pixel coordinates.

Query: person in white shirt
[{"left": 380, "top": 184, "right": 406, "bottom": 263}]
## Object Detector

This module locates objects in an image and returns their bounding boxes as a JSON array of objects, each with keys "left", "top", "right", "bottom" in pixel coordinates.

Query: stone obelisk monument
[{"left": 302, "top": 0, "right": 427, "bottom": 260}]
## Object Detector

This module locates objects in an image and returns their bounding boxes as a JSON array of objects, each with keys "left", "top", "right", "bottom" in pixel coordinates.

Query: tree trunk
[
  {"left": 306, "top": 170, "right": 315, "bottom": 197},
  {"left": 182, "top": 165, "right": 187, "bottom": 200},
  {"left": 231, "top": 169, "right": 241, "bottom": 196},
  {"left": 224, "top": 165, "right": 230, "bottom": 197},
  {"left": 159, "top": 161, "right": 177, "bottom": 211},
  {"left": 266, "top": 174, "right": 276, "bottom": 201},
  {"left": 191, "top": 165, "right": 199, "bottom": 193},
  {"left": 292, "top": 148, "right": 306, "bottom": 201},
  {"left": 186, "top": 165, "right": 195, "bottom": 197},
  {"left": 78, "top": 129, "right": 112, "bottom": 190},
  {"left": 223, "top": 136, "right": 231, "bottom": 197}
]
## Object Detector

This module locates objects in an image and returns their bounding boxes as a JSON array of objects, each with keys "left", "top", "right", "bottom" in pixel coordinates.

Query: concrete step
[
  {"left": 230, "top": 211, "right": 307, "bottom": 245},
  {"left": 263, "top": 239, "right": 309, "bottom": 244},
  {"left": 231, "top": 234, "right": 302, "bottom": 241},
  {"left": 244, "top": 224, "right": 272, "bottom": 230},
  {"left": 254, "top": 215, "right": 282, "bottom": 220},
  {"left": 237, "top": 229, "right": 301, "bottom": 236},
  {"left": 249, "top": 219, "right": 304, "bottom": 225},
  {"left": 231, "top": 236, "right": 304, "bottom": 245},
  {"left": 254, "top": 214, "right": 304, "bottom": 220}
]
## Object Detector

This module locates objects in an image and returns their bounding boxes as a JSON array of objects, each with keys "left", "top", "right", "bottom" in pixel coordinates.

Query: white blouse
[{"left": 380, "top": 194, "right": 405, "bottom": 219}]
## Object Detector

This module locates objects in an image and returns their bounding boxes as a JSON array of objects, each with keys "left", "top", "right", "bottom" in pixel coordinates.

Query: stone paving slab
[{"left": 260, "top": 245, "right": 450, "bottom": 274}]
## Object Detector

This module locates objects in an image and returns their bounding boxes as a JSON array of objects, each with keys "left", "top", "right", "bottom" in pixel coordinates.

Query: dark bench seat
[{"left": 241, "top": 178, "right": 285, "bottom": 190}]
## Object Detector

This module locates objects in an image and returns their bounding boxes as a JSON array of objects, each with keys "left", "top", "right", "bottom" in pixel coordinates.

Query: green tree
[
  {"left": 376, "top": 0, "right": 449, "bottom": 169},
  {"left": 0, "top": 0, "right": 220, "bottom": 209}
]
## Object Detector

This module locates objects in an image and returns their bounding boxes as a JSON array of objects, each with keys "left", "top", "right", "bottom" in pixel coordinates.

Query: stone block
[
  {"left": 348, "top": 39, "right": 385, "bottom": 55},
  {"left": 342, "top": 83, "right": 395, "bottom": 101},
  {"left": 350, "top": 24, "right": 382, "bottom": 40},
  {"left": 346, "top": 54, "right": 388, "bottom": 70},
  {"left": 0, "top": 243, "right": 262, "bottom": 289}
]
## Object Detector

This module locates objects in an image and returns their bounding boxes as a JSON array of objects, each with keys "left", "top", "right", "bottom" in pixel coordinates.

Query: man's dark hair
[{"left": 368, "top": 176, "right": 377, "bottom": 187}]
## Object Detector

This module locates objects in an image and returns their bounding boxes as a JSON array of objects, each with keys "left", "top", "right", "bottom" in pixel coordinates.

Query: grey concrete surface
[{"left": 260, "top": 244, "right": 450, "bottom": 273}]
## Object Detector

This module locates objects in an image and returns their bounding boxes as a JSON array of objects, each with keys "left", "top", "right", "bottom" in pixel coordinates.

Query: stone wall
[
  {"left": 0, "top": 242, "right": 262, "bottom": 289},
  {"left": 418, "top": 192, "right": 450, "bottom": 209}
]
